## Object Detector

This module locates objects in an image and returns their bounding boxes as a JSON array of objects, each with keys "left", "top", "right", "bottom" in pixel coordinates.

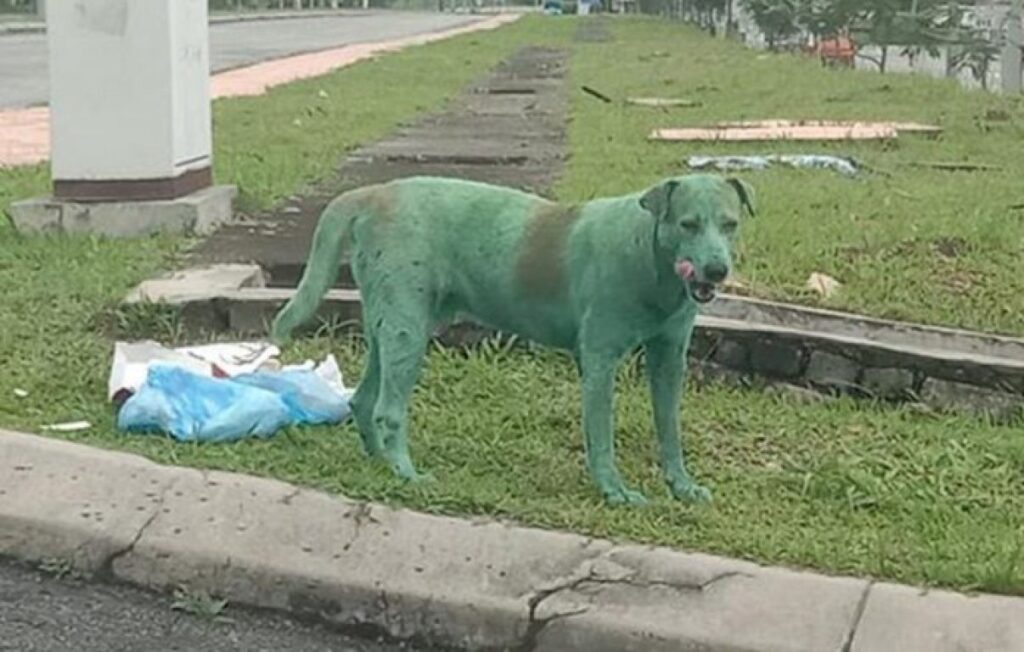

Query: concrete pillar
[
  {"left": 9, "top": 0, "right": 235, "bottom": 237},
  {"left": 1002, "top": 0, "right": 1022, "bottom": 93}
]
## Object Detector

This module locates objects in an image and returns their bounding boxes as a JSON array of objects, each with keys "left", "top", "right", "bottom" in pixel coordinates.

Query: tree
[
  {"left": 794, "top": 0, "right": 859, "bottom": 40},
  {"left": 740, "top": 0, "right": 801, "bottom": 50},
  {"left": 850, "top": 1, "right": 999, "bottom": 77}
]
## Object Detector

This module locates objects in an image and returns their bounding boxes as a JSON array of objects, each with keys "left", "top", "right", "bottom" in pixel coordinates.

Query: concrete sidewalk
[{"left": 1, "top": 428, "right": 1021, "bottom": 651}]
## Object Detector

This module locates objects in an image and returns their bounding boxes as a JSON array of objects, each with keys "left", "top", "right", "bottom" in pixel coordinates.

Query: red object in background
[{"left": 807, "top": 34, "right": 857, "bottom": 68}]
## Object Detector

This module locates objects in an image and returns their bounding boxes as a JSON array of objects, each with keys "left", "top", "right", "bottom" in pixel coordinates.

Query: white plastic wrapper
[{"left": 108, "top": 341, "right": 350, "bottom": 402}]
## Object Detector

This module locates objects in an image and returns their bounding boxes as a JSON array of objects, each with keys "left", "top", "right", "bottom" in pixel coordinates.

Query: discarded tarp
[
  {"left": 686, "top": 154, "right": 860, "bottom": 176},
  {"left": 110, "top": 341, "right": 353, "bottom": 443}
]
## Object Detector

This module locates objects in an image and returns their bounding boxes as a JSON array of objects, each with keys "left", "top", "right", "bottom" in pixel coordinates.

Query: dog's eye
[
  {"left": 722, "top": 221, "right": 739, "bottom": 233},
  {"left": 678, "top": 220, "right": 699, "bottom": 231}
]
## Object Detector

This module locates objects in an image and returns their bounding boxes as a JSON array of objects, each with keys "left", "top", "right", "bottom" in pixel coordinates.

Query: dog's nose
[{"left": 703, "top": 263, "right": 729, "bottom": 283}]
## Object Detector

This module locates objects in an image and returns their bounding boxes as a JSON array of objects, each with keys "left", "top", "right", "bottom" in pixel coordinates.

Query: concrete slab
[
  {"left": 0, "top": 432, "right": 176, "bottom": 576},
  {"left": 359, "top": 137, "right": 559, "bottom": 165},
  {"left": 650, "top": 125, "right": 899, "bottom": 142},
  {"left": 125, "top": 264, "right": 266, "bottom": 304},
  {"left": 8, "top": 185, "right": 237, "bottom": 238},
  {"left": 852, "top": 582, "right": 1024, "bottom": 651}
]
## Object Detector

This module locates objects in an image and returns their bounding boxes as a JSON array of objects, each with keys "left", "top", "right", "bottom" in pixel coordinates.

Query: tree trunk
[{"left": 879, "top": 45, "right": 888, "bottom": 73}]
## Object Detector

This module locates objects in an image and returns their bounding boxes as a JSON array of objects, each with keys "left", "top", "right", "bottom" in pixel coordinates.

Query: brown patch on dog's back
[
  {"left": 517, "top": 201, "right": 581, "bottom": 298},
  {"left": 345, "top": 184, "right": 398, "bottom": 241}
]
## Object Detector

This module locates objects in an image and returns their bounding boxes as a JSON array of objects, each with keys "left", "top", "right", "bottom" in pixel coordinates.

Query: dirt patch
[{"left": 191, "top": 46, "right": 568, "bottom": 289}]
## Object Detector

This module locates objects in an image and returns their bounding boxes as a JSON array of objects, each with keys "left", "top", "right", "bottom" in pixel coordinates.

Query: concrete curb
[
  {"left": 122, "top": 264, "right": 1024, "bottom": 419},
  {"left": 2, "top": 428, "right": 1022, "bottom": 651}
]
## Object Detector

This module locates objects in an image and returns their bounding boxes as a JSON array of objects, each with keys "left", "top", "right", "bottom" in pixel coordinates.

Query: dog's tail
[{"left": 270, "top": 195, "right": 359, "bottom": 344}]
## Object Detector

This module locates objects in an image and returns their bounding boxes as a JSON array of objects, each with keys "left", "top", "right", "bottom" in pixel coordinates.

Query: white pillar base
[{"left": 8, "top": 186, "right": 237, "bottom": 239}]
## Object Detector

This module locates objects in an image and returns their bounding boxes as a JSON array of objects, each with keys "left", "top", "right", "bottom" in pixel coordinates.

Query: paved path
[
  {"left": 0, "top": 11, "right": 481, "bottom": 109},
  {"left": 0, "top": 12, "right": 519, "bottom": 167},
  {"left": 193, "top": 45, "right": 568, "bottom": 286},
  {"left": 0, "top": 559, "right": 426, "bottom": 652}
]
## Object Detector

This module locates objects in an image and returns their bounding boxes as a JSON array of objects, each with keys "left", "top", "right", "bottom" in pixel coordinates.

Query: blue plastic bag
[{"left": 117, "top": 363, "right": 351, "bottom": 443}]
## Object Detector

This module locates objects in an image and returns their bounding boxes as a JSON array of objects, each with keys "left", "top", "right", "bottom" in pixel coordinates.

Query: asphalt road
[
  {"left": 0, "top": 559, "right": 429, "bottom": 652},
  {"left": 0, "top": 11, "right": 481, "bottom": 109}
]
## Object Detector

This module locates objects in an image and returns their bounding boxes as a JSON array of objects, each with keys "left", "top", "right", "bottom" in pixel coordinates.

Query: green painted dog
[{"left": 271, "top": 174, "right": 754, "bottom": 505}]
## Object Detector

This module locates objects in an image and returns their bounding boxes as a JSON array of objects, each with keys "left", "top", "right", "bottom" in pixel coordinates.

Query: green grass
[
  {"left": 1, "top": 16, "right": 1023, "bottom": 596},
  {"left": 563, "top": 18, "right": 1024, "bottom": 335},
  {"left": 8, "top": 334, "right": 1024, "bottom": 595}
]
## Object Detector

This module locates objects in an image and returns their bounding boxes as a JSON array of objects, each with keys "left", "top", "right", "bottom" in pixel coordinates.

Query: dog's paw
[
  {"left": 395, "top": 468, "right": 435, "bottom": 485},
  {"left": 669, "top": 480, "right": 712, "bottom": 504},
  {"left": 602, "top": 485, "right": 648, "bottom": 507}
]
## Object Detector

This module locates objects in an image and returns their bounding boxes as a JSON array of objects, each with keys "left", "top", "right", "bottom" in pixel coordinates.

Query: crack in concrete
[
  {"left": 514, "top": 547, "right": 609, "bottom": 651},
  {"left": 839, "top": 581, "right": 874, "bottom": 652},
  {"left": 280, "top": 486, "right": 302, "bottom": 506},
  {"left": 517, "top": 549, "right": 752, "bottom": 652},
  {"left": 335, "top": 502, "right": 381, "bottom": 554},
  {"left": 95, "top": 476, "right": 177, "bottom": 581}
]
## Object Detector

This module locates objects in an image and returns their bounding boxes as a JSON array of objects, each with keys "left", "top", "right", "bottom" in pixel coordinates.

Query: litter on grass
[
  {"left": 109, "top": 341, "right": 353, "bottom": 443},
  {"left": 41, "top": 421, "right": 91, "bottom": 432},
  {"left": 806, "top": 272, "right": 842, "bottom": 298},
  {"left": 686, "top": 154, "right": 860, "bottom": 176}
]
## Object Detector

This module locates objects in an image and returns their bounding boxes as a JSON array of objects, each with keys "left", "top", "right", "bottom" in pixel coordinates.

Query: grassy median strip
[
  {"left": 564, "top": 18, "right": 1024, "bottom": 335},
  {"left": 1, "top": 16, "right": 1021, "bottom": 596}
]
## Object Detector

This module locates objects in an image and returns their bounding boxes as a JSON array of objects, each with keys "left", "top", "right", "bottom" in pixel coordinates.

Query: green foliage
[
  {"left": 740, "top": 0, "right": 802, "bottom": 48},
  {"left": 738, "top": 0, "right": 999, "bottom": 73}
]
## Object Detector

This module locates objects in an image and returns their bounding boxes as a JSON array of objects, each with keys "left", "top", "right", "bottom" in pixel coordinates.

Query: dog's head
[{"left": 639, "top": 174, "right": 755, "bottom": 304}]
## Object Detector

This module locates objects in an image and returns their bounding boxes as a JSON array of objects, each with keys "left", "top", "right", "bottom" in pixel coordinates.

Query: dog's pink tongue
[{"left": 675, "top": 260, "right": 696, "bottom": 281}]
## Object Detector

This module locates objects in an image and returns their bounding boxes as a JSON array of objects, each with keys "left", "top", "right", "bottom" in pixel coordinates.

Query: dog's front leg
[
  {"left": 645, "top": 329, "right": 712, "bottom": 504},
  {"left": 578, "top": 341, "right": 647, "bottom": 506}
]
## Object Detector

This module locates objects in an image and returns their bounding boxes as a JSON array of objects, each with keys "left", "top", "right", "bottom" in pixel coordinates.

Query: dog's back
[{"left": 348, "top": 176, "right": 584, "bottom": 347}]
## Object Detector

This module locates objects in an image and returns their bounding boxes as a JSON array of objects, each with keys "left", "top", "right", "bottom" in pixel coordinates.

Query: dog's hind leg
[
  {"left": 368, "top": 300, "right": 432, "bottom": 482},
  {"left": 349, "top": 334, "right": 384, "bottom": 458},
  {"left": 644, "top": 326, "right": 712, "bottom": 504},
  {"left": 578, "top": 328, "right": 647, "bottom": 506}
]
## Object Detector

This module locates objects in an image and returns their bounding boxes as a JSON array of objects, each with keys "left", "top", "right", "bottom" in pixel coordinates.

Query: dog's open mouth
[{"left": 689, "top": 282, "right": 717, "bottom": 304}]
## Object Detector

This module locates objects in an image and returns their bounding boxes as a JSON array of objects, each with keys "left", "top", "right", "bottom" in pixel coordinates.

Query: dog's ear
[
  {"left": 639, "top": 179, "right": 680, "bottom": 220},
  {"left": 726, "top": 177, "right": 756, "bottom": 218}
]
